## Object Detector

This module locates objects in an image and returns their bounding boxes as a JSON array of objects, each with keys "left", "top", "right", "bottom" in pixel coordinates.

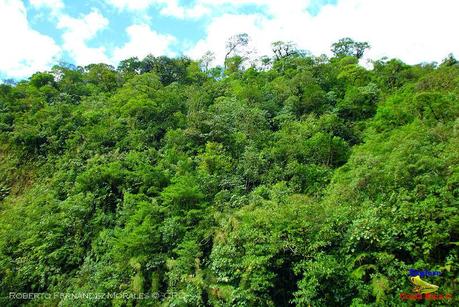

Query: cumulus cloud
[
  {"left": 104, "top": 0, "right": 312, "bottom": 19},
  {"left": 29, "top": 0, "right": 64, "bottom": 11},
  {"left": 158, "top": 1, "right": 209, "bottom": 19},
  {"left": 104, "top": 0, "right": 209, "bottom": 19},
  {"left": 112, "top": 24, "right": 176, "bottom": 62},
  {"left": 57, "top": 10, "right": 110, "bottom": 65},
  {"left": 0, "top": 0, "right": 61, "bottom": 78},
  {"left": 186, "top": 0, "right": 459, "bottom": 65},
  {"left": 104, "top": 0, "right": 154, "bottom": 10}
]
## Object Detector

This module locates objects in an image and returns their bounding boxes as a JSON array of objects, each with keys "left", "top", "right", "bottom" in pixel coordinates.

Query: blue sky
[{"left": 0, "top": 0, "right": 457, "bottom": 79}]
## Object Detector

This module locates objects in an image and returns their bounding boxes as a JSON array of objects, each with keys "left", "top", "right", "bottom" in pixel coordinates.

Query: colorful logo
[{"left": 400, "top": 269, "right": 453, "bottom": 302}]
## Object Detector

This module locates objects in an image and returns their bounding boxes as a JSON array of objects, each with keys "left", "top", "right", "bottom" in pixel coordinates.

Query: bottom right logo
[{"left": 399, "top": 269, "right": 454, "bottom": 302}]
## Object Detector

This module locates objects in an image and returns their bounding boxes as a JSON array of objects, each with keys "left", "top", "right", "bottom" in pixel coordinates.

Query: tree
[
  {"left": 331, "top": 37, "right": 370, "bottom": 59},
  {"left": 224, "top": 33, "right": 250, "bottom": 68},
  {"left": 199, "top": 51, "right": 215, "bottom": 72},
  {"left": 272, "top": 41, "right": 298, "bottom": 60},
  {"left": 440, "top": 53, "right": 458, "bottom": 67},
  {"left": 84, "top": 63, "right": 119, "bottom": 93},
  {"left": 337, "top": 83, "right": 380, "bottom": 120},
  {"left": 51, "top": 64, "right": 88, "bottom": 103},
  {"left": 117, "top": 57, "right": 142, "bottom": 74},
  {"left": 30, "top": 72, "right": 56, "bottom": 89},
  {"left": 139, "top": 55, "right": 191, "bottom": 85},
  {"left": 224, "top": 55, "right": 245, "bottom": 74},
  {"left": 372, "top": 58, "right": 414, "bottom": 89}
]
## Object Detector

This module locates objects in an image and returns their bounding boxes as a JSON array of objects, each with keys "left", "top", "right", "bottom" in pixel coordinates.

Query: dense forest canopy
[{"left": 0, "top": 37, "right": 458, "bottom": 306}]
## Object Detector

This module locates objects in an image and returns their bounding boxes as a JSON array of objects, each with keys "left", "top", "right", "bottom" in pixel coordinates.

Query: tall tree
[
  {"left": 224, "top": 33, "right": 250, "bottom": 68},
  {"left": 331, "top": 37, "right": 370, "bottom": 59}
]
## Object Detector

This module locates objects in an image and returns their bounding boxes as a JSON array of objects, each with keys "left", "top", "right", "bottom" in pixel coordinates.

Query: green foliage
[
  {"left": 331, "top": 38, "right": 370, "bottom": 59},
  {"left": 1, "top": 47, "right": 458, "bottom": 306}
]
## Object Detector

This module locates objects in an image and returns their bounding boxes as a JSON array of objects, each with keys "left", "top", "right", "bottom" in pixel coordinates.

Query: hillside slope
[{"left": 0, "top": 53, "right": 458, "bottom": 306}]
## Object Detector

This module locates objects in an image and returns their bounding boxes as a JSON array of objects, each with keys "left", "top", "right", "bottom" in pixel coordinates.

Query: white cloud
[
  {"left": 104, "top": 0, "right": 154, "bottom": 10},
  {"left": 103, "top": 0, "right": 308, "bottom": 19},
  {"left": 158, "top": 1, "right": 210, "bottom": 19},
  {"left": 103, "top": 0, "right": 210, "bottom": 19},
  {"left": 109, "top": 0, "right": 310, "bottom": 19},
  {"left": 0, "top": 0, "right": 61, "bottom": 78},
  {"left": 112, "top": 24, "right": 176, "bottom": 62},
  {"left": 187, "top": 0, "right": 459, "bottom": 65},
  {"left": 195, "top": 0, "right": 310, "bottom": 18},
  {"left": 57, "top": 10, "right": 110, "bottom": 65},
  {"left": 29, "top": 0, "right": 64, "bottom": 11}
]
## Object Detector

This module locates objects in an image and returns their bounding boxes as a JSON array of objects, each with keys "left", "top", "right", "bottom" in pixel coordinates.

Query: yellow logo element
[{"left": 409, "top": 275, "right": 439, "bottom": 294}]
